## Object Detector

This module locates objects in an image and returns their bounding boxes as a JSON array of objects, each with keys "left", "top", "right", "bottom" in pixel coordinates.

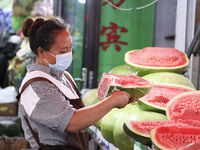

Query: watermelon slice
[
  {"left": 136, "top": 83, "right": 195, "bottom": 114},
  {"left": 150, "top": 125, "right": 200, "bottom": 150},
  {"left": 166, "top": 91, "right": 200, "bottom": 121},
  {"left": 97, "top": 73, "right": 153, "bottom": 100},
  {"left": 125, "top": 47, "right": 189, "bottom": 76}
]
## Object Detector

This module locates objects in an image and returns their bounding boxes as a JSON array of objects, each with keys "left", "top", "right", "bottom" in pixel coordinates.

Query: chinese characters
[{"left": 100, "top": 22, "right": 128, "bottom": 51}]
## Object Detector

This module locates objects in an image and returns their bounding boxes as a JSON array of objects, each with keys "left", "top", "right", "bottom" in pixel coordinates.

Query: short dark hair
[{"left": 22, "top": 16, "right": 69, "bottom": 55}]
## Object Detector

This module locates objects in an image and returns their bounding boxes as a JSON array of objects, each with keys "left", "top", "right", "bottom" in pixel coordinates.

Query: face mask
[{"left": 44, "top": 51, "right": 73, "bottom": 71}]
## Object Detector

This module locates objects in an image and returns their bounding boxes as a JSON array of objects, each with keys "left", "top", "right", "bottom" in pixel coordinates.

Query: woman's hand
[
  {"left": 109, "top": 91, "right": 130, "bottom": 108},
  {"left": 66, "top": 91, "right": 130, "bottom": 132}
]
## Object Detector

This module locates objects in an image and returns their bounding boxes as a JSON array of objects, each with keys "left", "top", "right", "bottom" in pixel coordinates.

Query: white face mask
[{"left": 44, "top": 51, "right": 73, "bottom": 71}]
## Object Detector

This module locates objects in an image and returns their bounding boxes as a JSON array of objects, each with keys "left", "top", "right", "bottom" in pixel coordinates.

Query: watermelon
[
  {"left": 82, "top": 89, "right": 102, "bottom": 128},
  {"left": 150, "top": 125, "right": 200, "bottom": 150},
  {"left": 101, "top": 108, "right": 123, "bottom": 144},
  {"left": 125, "top": 47, "right": 189, "bottom": 76},
  {"left": 123, "top": 119, "right": 200, "bottom": 146},
  {"left": 101, "top": 103, "right": 139, "bottom": 144},
  {"left": 97, "top": 73, "right": 153, "bottom": 100},
  {"left": 113, "top": 111, "right": 167, "bottom": 149},
  {"left": 166, "top": 91, "right": 200, "bottom": 121},
  {"left": 108, "top": 65, "right": 135, "bottom": 75},
  {"left": 0, "top": 123, "right": 5, "bottom": 136},
  {"left": 82, "top": 88, "right": 99, "bottom": 107},
  {"left": 136, "top": 83, "right": 195, "bottom": 114},
  {"left": 4, "top": 122, "right": 20, "bottom": 137},
  {"left": 123, "top": 120, "right": 174, "bottom": 145},
  {"left": 142, "top": 72, "right": 195, "bottom": 89}
]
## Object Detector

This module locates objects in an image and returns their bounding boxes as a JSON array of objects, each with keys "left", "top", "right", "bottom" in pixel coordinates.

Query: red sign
[{"left": 100, "top": 22, "right": 128, "bottom": 51}]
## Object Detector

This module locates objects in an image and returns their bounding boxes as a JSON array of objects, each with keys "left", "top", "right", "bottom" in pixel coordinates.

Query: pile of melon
[
  {"left": 83, "top": 47, "right": 200, "bottom": 150},
  {"left": 0, "top": 117, "right": 23, "bottom": 137}
]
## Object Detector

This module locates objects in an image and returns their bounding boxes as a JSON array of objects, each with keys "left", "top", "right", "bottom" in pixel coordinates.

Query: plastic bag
[{"left": 0, "top": 86, "right": 17, "bottom": 103}]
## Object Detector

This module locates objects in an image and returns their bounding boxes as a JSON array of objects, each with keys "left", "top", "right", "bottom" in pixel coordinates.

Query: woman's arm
[{"left": 66, "top": 91, "right": 130, "bottom": 132}]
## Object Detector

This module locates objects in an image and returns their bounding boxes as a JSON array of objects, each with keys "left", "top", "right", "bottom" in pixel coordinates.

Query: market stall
[{"left": 0, "top": 0, "right": 200, "bottom": 150}]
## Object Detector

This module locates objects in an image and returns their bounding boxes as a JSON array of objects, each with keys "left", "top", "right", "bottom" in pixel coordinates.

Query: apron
[{"left": 16, "top": 71, "right": 89, "bottom": 150}]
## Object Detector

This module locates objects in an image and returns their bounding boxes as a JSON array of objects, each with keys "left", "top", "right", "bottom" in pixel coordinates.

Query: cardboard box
[
  {"left": 0, "top": 137, "right": 28, "bottom": 150},
  {"left": 0, "top": 102, "right": 17, "bottom": 116}
]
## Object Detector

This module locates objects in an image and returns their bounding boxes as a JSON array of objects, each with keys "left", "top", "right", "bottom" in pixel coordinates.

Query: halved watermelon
[
  {"left": 125, "top": 47, "right": 189, "bottom": 76},
  {"left": 150, "top": 125, "right": 200, "bottom": 150},
  {"left": 97, "top": 73, "right": 153, "bottom": 100},
  {"left": 123, "top": 120, "right": 175, "bottom": 145},
  {"left": 166, "top": 91, "right": 200, "bottom": 121},
  {"left": 123, "top": 119, "right": 200, "bottom": 146},
  {"left": 113, "top": 111, "right": 167, "bottom": 149},
  {"left": 136, "top": 83, "right": 195, "bottom": 114}
]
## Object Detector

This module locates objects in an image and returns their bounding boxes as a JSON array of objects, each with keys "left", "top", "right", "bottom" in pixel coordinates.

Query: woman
[{"left": 17, "top": 16, "right": 130, "bottom": 150}]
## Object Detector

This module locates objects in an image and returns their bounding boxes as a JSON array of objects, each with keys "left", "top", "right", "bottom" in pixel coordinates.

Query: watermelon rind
[
  {"left": 107, "top": 85, "right": 153, "bottom": 100},
  {"left": 123, "top": 121, "right": 152, "bottom": 145},
  {"left": 142, "top": 72, "right": 195, "bottom": 89},
  {"left": 166, "top": 91, "right": 200, "bottom": 121},
  {"left": 136, "top": 100, "right": 166, "bottom": 114},
  {"left": 136, "top": 83, "right": 195, "bottom": 114},
  {"left": 125, "top": 49, "right": 189, "bottom": 76}
]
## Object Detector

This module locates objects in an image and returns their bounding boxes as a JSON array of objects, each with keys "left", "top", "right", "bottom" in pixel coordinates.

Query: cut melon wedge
[
  {"left": 137, "top": 83, "right": 195, "bottom": 114},
  {"left": 97, "top": 73, "right": 153, "bottom": 100}
]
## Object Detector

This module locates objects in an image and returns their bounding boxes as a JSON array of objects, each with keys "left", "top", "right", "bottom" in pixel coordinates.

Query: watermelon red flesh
[
  {"left": 139, "top": 83, "right": 194, "bottom": 110},
  {"left": 151, "top": 126, "right": 200, "bottom": 150},
  {"left": 97, "top": 73, "right": 152, "bottom": 100},
  {"left": 124, "top": 120, "right": 176, "bottom": 138},
  {"left": 167, "top": 91, "right": 200, "bottom": 121},
  {"left": 126, "top": 47, "right": 188, "bottom": 67}
]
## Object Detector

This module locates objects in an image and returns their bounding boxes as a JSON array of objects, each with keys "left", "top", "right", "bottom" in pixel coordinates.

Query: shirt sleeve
[{"left": 26, "top": 80, "right": 76, "bottom": 132}]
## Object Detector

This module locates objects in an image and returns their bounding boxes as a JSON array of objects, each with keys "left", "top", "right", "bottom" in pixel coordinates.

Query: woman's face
[{"left": 42, "top": 30, "right": 72, "bottom": 65}]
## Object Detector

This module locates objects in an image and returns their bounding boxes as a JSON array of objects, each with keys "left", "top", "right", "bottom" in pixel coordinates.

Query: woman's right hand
[
  {"left": 109, "top": 91, "right": 130, "bottom": 108},
  {"left": 66, "top": 90, "right": 130, "bottom": 132}
]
